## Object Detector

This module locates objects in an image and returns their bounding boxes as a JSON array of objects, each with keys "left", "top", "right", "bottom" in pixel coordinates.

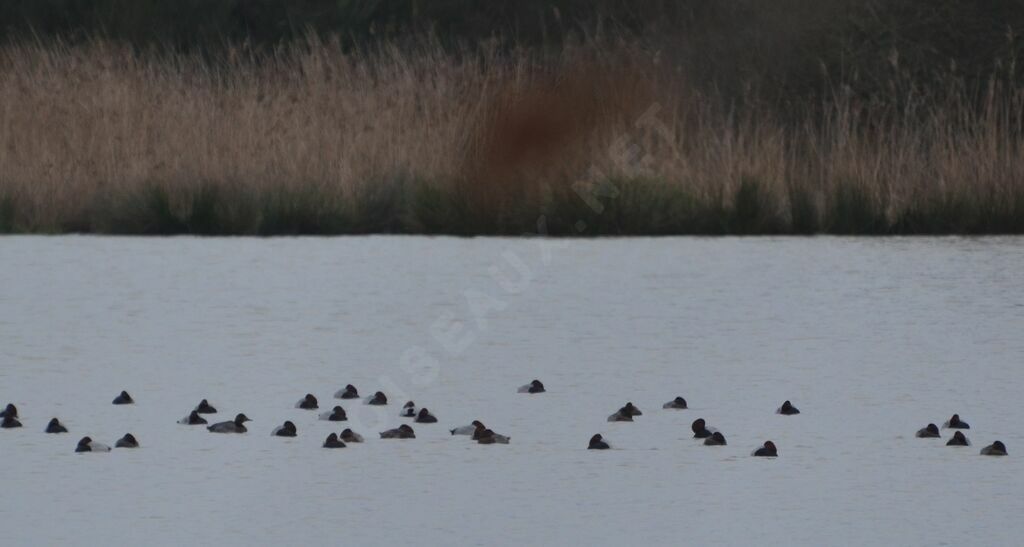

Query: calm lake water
[{"left": 1, "top": 236, "right": 1023, "bottom": 546}]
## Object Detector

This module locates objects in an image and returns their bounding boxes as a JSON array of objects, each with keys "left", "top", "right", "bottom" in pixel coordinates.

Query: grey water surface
[{"left": 1, "top": 236, "right": 1022, "bottom": 546}]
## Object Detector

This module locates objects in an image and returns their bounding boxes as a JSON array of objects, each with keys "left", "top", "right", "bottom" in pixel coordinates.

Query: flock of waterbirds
[{"left": 0, "top": 380, "right": 1009, "bottom": 456}]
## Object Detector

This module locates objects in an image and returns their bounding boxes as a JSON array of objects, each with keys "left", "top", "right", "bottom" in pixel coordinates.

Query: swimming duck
[
  {"left": 379, "top": 424, "right": 415, "bottom": 439},
  {"left": 319, "top": 406, "right": 348, "bottom": 421},
  {"left": 588, "top": 434, "right": 610, "bottom": 450},
  {"left": 323, "top": 433, "right": 346, "bottom": 448},
  {"left": 753, "top": 441, "right": 777, "bottom": 457},
  {"left": 272, "top": 421, "right": 297, "bottom": 437},
  {"left": 947, "top": 431, "right": 970, "bottom": 446},
  {"left": 472, "top": 423, "right": 489, "bottom": 440},
  {"left": 75, "top": 436, "right": 111, "bottom": 453},
  {"left": 450, "top": 421, "right": 485, "bottom": 435},
  {"left": 45, "top": 418, "right": 68, "bottom": 433},
  {"left": 296, "top": 394, "right": 318, "bottom": 410},
  {"left": 1, "top": 415, "right": 22, "bottom": 428},
  {"left": 207, "top": 413, "right": 251, "bottom": 433},
  {"left": 518, "top": 380, "right": 545, "bottom": 394},
  {"left": 0, "top": 403, "right": 16, "bottom": 418},
  {"left": 944, "top": 414, "right": 970, "bottom": 429},
  {"left": 340, "top": 429, "right": 364, "bottom": 443},
  {"left": 476, "top": 429, "right": 510, "bottom": 444},
  {"left": 608, "top": 402, "right": 642, "bottom": 422},
  {"left": 663, "top": 397, "right": 688, "bottom": 409},
  {"left": 692, "top": 418, "right": 712, "bottom": 438},
  {"left": 916, "top": 423, "right": 941, "bottom": 438},
  {"left": 400, "top": 401, "right": 417, "bottom": 417},
  {"left": 777, "top": 400, "right": 800, "bottom": 415},
  {"left": 115, "top": 433, "right": 139, "bottom": 448},
  {"left": 366, "top": 392, "right": 388, "bottom": 406},
  {"left": 194, "top": 399, "right": 217, "bottom": 414},
  {"left": 415, "top": 408, "right": 438, "bottom": 423},
  {"left": 178, "top": 411, "right": 208, "bottom": 425},
  {"left": 980, "top": 441, "right": 1007, "bottom": 456},
  {"left": 704, "top": 432, "right": 727, "bottom": 446},
  {"left": 335, "top": 384, "right": 359, "bottom": 399},
  {"left": 112, "top": 391, "right": 134, "bottom": 405}
]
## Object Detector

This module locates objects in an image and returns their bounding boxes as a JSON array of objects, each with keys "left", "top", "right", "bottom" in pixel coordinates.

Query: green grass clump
[
  {"left": 0, "top": 194, "right": 15, "bottom": 233},
  {"left": 94, "top": 183, "right": 257, "bottom": 235},
  {"left": 257, "top": 187, "right": 349, "bottom": 236},
  {"left": 827, "top": 184, "right": 890, "bottom": 235},
  {"left": 787, "top": 185, "right": 820, "bottom": 235}
]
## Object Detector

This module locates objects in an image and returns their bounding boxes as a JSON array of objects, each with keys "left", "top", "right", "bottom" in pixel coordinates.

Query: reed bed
[{"left": 1, "top": 38, "right": 1022, "bottom": 235}]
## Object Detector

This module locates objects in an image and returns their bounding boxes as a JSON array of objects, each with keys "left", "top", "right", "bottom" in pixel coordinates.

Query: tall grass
[{"left": 0, "top": 37, "right": 1022, "bottom": 235}]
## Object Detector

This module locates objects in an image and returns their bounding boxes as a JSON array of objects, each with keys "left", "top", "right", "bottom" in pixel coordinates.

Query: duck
[
  {"left": 704, "top": 432, "right": 727, "bottom": 446},
  {"left": 365, "top": 392, "right": 388, "bottom": 406},
  {"left": 1, "top": 415, "right": 22, "bottom": 429},
  {"left": 400, "top": 401, "right": 417, "bottom": 417},
  {"left": 980, "top": 441, "right": 1008, "bottom": 456},
  {"left": 947, "top": 431, "right": 970, "bottom": 446},
  {"left": 112, "top": 391, "right": 134, "bottom": 405},
  {"left": 0, "top": 403, "right": 16, "bottom": 418},
  {"left": 75, "top": 436, "right": 111, "bottom": 453},
  {"left": 588, "top": 434, "right": 610, "bottom": 450},
  {"left": 379, "top": 424, "right": 415, "bottom": 439},
  {"left": 207, "top": 413, "right": 251, "bottom": 433},
  {"left": 517, "top": 380, "right": 545, "bottom": 394},
  {"left": 777, "top": 400, "right": 800, "bottom": 415},
  {"left": 471, "top": 423, "right": 489, "bottom": 440},
  {"left": 115, "top": 433, "right": 139, "bottom": 448},
  {"left": 295, "top": 394, "right": 318, "bottom": 410},
  {"left": 45, "top": 418, "right": 68, "bottom": 433},
  {"left": 916, "top": 423, "right": 940, "bottom": 438},
  {"left": 608, "top": 402, "right": 642, "bottom": 422},
  {"left": 335, "top": 384, "right": 359, "bottom": 399},
  {"left": 272, "top": 421, "right": 297, "bottom": 437},
  {"left": 415, "top": 408, "right": 438, "bottom": 423},
  {"left": 319, "top": 406, "right": 347, "bottom": 421},
  {"left": 476, "top": 429, "right": 510, "bottom": 444},
  {"left": 340, "top": 429, "right": 364, "bottom": 443},
  {"left": 450, "top": 421, "right": 485, "bottom": 435},
  {"left": 194, "top": 399, "right": 217, "bottom": 414},
  {"left": 753, "top": 441, "right": 777, "bottom": 457},
  {"left": 178, "top": 411, "right": 208, "bottom": 425},
  {"left": 323, "top": 433, "right": 346, "bottom": 448},
  {"left": 944, "top": 414, "right": 970, "bottom": 429},
  {"left": 663, "top": 397, "right": 687, "bottom": 409},
  {"left": 691, "top": 418, "right": 713, "bottom": 438}
]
